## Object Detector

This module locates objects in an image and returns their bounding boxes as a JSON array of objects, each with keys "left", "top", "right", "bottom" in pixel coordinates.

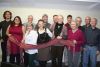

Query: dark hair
[
  {"left": 42, "top": 14, "right": 48, "bottom": 18},
  {"left": 67, "top": 15, "right": 72, "bottom": 18},
  {"left": 37, "top": 19, "right": 45, "bottom": 29},
  {"left": 3, "top": 11, "right": 12, "bottom": 19},
  {"left": 53, "top": 15, "right": 58, "bottom": 18},
  {"left": 11, "top": 16, "right": 22, "bottom": 26}
]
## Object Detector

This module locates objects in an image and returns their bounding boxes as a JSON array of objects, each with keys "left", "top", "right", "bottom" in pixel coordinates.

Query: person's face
[
  {"left": 85, "top": 17, "right": 91, "bottom": 25},
  {"left": 57, "top": 16, "right": 63, "bottom": 24},
  {"left": 42, "top": 16, "right": 48, "bottom": 23},
  {"left": 67, "top": 17, "right": 72, "bottom": 23},
  {"left": 71, "top": 21, "right": 77, "bottom": 30},
  {"left": 28, "top": 16, "right": 33, "bottom": 23},
  {"left": 38, "top": 21, "right": 44, "bottom": 28},
  {"left": 53, "top": 16, "right": 58, "bottom": 23},
  {"left": 76, "top": 18, "right": 82, "bottom": 26},
  {"left": 5, "top": 12, "right": 11, "bottom": 19},
  {"left": 27, "top": 25, "right": 33, "bottom": 31},
  {"left": 90, "top": 19, "right": 97, "bottom": 27},
  {"left": 14, "top": 17, "right": 20, "bottom": 25}
]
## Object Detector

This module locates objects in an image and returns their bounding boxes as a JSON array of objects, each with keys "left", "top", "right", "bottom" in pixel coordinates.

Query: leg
[
  {"left": 57, "top": 46, "right": 64, "bottom": 67},
  {"left": 73, "top": 52, "right": 81, "bottom": 67},
  {"left": 1, "top": 40, "right": 7, "bottom": 62},
  {"left": 10, "top": 54, "right": 15, "bottom": 64},
  {"left": 39, "top": 61, "right": 47, "bottom": 67},
  {"left": 82, "top": 45, "right": 90, "bottom": 67},
  {"left": 28, "top": 54, "right": 36, "bottom": 67},
  {"left": 16, "top": 54, "right": 20, "bottom": 65},
  {"left": 90, "top": 46, "right": 97, "bottom": 67},
  {"left": 24, "top": 52, "right": 29, "bottom": 67},
  {"left": 68, "top": 50, "right": 73, "bottom": 67},
  {"left": 51, "top": 46, "right": 57, "bottom": 67},
  {"left": 63, "top": 47, "right": 68, "bottom": 66}
]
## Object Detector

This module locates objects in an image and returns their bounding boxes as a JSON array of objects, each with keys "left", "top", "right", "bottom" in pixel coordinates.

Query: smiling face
[
  {"left": 67, "top": 17, "right": 72, "bottom": 23},
  {"left": 28, "top": 15, "right": 33, "bottom": 23},
  {"left": 5, "top": 12, "right": 11, "bottom": 19},
  {"left": 27, "top": 24, "right": 33, "bottom": 31},
  {"left": 57, "top": 15, "right": 63, "bottom": 24},
  {"left": 70, "top": 21, "right": 78, "bottom": 30},
  {"left": 42, "top": 15, "right": 48, "bottom": 23},
  {"left": 90, "top": 18, "right": 97, "bottom": 27},
  {"left": 14, "top": 17, "right": 20, "bottom": 25},
  {"left": 53, "top": 15, "right": 58, "bottom": 23},
  {"left": 76, "top": 17, "right": 82, "bottom": 26},
  {"left": 85, "top": 16, "right": 91, "bottom": 25},
  {"left": 38, "top": 20, "right": 45, "bottom": 29}
]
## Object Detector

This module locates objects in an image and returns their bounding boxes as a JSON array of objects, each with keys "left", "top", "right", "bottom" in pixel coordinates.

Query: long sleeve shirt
[
  {"left": 84, "top": 26, "right": 100, "bottom": 51},
  {"left": 0, "top": 20, "right": 12, "bottom": 40},
  {"left": 68, "top": 29, "right": 85, "bottom": 52}
]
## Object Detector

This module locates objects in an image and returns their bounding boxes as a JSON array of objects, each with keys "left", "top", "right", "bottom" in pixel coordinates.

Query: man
[
  {"left": 42, "top": 14, "right": 51, "bottom": 29},
  {"left": 0, "top": 11, "right": 12, "bottom": 62},
  {"left": 50, "top": 15, "right": 58, "bottom": 32},
  {"left": 23, "top": 15, "right": 35, "bottom": 30},
  {"left": 83, "top": 18, "right": 100, "bottom": 67},
  {"left": 63, "top": 15, "right": 72, "bottom": 67},
  {"left": 50, "top": 15, "right": 67, "bottom": 67},
  {"left": 75, "top": 17, "right": 83, "bottom": 30},
  {"left": 65, "top": 15, "right": 72, "bottom": 30},
  {"left": 82, "top": 16, "right": 91, "bottom": 31}
]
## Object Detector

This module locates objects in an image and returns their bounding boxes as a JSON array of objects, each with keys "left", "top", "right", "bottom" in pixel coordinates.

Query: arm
[
  {"left": 46, "top": 28, "right": 53, "bottom": 38},
  {"left": 0, "top": 22, "right": 2, "bottom": 40},
  {"left": 61, "top": 26, "right": 67, "bottom": 40},
  {"left": 6, "top": 25, "right": 12, "bottom": 37},
  {"left": 21, "top": 26, "right": 25, "bottom": 43}
]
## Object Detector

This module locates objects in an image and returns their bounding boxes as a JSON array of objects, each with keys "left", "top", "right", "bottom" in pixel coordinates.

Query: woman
[
  {"left": 6, "top": 16, "right": 25, "bottom": 65},
  {"left": 23, "top": 24, "right": 38, "bottom": 67},
  {"left": 37, "top": 19, "right": 52, "bottom": 67},
  {"left": 67, "top": 21, "right": 85, "bottom": 67}
]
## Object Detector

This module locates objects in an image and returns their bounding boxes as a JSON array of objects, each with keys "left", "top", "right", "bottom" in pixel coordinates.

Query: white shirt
[{"left": 24, "top": 30, "right": 38, "bottom": 54}]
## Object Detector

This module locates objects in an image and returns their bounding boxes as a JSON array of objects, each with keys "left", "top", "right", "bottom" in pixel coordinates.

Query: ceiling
[{"left": 0, "top": 0, "right": 100, "bottom": 11}]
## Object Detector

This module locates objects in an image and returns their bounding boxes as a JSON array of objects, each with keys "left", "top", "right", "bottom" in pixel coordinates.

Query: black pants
[
  {"left": 39, "top": 61, "right": 47, "bottom": 67},
  {"left": 24, "top": 52, "right": 29, "bottom": 67},
  {"left": 51, "top": 46, "right": 64, "bottom": 67},
  {"left": 10, "top": 54, "right": 20, "bottom": 65},
  {"left": 1, "top": 39, "right": 7, "bottom": 62}
]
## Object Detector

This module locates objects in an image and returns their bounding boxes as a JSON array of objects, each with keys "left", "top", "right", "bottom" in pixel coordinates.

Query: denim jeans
[
  {"left": 68, "top": 50, "right": 81, "bottom": 67},
  {"left": 83, "top": 45, "right": 97, "bottom": 67}
]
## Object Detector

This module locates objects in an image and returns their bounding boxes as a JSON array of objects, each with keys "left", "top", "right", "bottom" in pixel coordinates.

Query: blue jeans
[
  {"left": 68, "top": 50, "right": 81, "bottom": 67},
  {"left": 83, "top": 45, "right": 97, "bottom": 67}
]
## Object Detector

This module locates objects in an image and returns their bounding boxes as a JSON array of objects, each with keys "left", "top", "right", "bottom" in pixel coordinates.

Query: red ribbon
[{"left": 8, "top": 35, "right": 74, "bottom": 50}]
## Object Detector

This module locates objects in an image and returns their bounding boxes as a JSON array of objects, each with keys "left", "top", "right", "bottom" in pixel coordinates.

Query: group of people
[{"left": 0, "top": 10, "right": 100, "bottom": 67}]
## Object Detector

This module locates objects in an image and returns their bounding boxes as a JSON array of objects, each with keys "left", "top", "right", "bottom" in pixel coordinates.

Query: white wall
[
  {"left": 0, "top": 7, "right": 100, "bottom": 61},
  {"left": 0, "top": 7, "right": 100, "bottom": 27}
]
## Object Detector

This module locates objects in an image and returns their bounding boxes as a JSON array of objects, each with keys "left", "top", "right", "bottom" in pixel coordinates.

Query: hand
[
  {"left": 96, "top": 51, "right": 100, "bottom": 55},
  {"left": 67, "top": 40, "right": 75, "bottom": 47},
  {"left": 83, "top": 48, "right": 86, "bottom": 51},
  {"left": 73, "top": 40, "right": 77, "bottom": 44},
  {"left": 21, "top": 39, "right": 25, "bottom": 43},
  {"left": 57, "top": 36, "right": 62, "bottom": 39},
  {"left": 8, "top": 34, "right": 12, "bottom": 37}
]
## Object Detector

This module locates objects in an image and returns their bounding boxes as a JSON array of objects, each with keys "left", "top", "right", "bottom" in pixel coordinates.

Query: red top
[
  {"left": 65, "top": 23, "right": 71, "bottom": 31},
  {"left": 9, "top": 25, "right": 23, "bottom": 54},
  {"left": 67, "top": 29, "right": 85, "bottom": 52}
]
